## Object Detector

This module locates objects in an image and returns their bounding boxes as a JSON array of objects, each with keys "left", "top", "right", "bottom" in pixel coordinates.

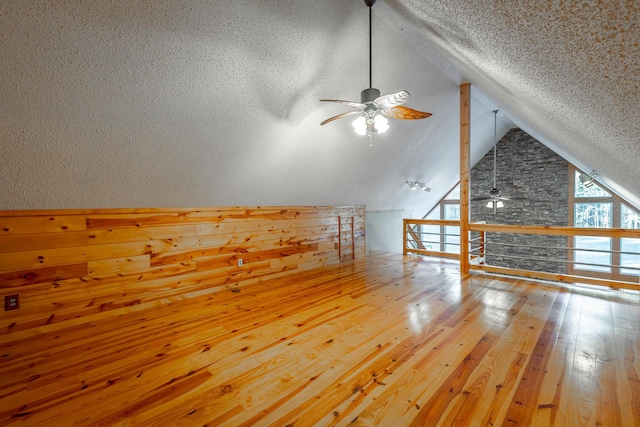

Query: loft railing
[{"left": 404, "top": 219, "right": 640, "bottom": 290}]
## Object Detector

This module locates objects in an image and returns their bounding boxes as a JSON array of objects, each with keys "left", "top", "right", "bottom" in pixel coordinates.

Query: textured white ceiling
[{"left": 0, "top": 0, "right": 638, "bottom": 215}]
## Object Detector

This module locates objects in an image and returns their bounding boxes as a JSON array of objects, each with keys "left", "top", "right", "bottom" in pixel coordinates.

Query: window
[
  {"left": 444, "top": 202, "right": 460, "bottom": 254},
  {"left": 569, "top": 166, "right": 640, "bottom": 280},
  {"left": 574, "top": 176, "right": 610, "bottom": 198},
  {"left": 574, "top": 202, "right": 612, "bottom": 228},
  {"left": 574, "top": 202, "right": 612, "bottom": 272},
  {"left": 419, "top": 170, "right": 639, "bottom": 280},
  {"left": 425, "top": 183, "right": 460, "bottom": 254},
  {"left": 420, "top": 206, "right": 440, "bottom": 250},
  {"left": 445, "top": 185, "right": 460, "bottom": 200},
  {"left": 621, "top": 204, "right": 640, "bottom": 276}
]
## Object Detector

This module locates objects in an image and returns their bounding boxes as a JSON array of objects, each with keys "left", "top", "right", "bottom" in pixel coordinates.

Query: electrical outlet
[
  {"left": 237, "top": 258, "right": 243, "bottom": 267},
  {"left": 5, "top": 294, "right": 19, "bottom": 311}
]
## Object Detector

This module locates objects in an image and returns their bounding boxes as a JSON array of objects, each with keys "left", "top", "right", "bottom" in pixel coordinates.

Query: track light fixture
[
  {"left": 406, "top": 181, "right": 430, "bottom": 192},
  {"left": 579, "top": 170, "right": 598, "bottom": 188}
]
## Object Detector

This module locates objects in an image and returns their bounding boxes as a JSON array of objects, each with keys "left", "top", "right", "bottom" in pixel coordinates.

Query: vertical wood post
[
  {"left": 402, "top": 219, "right": 407, "bottom": 255},
  {"left": 338, "top": 215, "right": 342, "bottom": 261},
  {"left": 350, "top": 216, "right": 355, "bottom": 260},
  {"left": 460, "top": 83, "right": 471, "bottom": 274}
]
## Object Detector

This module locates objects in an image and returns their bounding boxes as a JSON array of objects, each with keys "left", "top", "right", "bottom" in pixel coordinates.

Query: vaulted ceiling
[{"left": 1, "top": 0, "right": 638, "bottom": 215}]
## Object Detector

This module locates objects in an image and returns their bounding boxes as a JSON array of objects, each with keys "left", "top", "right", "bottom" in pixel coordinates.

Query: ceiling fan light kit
[
  {"left": 352, "top": 90, "right": 390, "bottom": 135},
  {"left": 320, "top": 0, "right": 431, "bottom": 136},
  {"left": 487, "top": 200, "right": 504, "bottom": 208}
]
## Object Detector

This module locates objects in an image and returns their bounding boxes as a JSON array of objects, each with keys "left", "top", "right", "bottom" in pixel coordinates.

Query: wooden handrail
[
  {"left": 468, "top": 223, "right": 640, "bottom": 238},
  {"left": 404, "top": 219, "right": 461, "bottom": 226},
  {"left": 404, "top": 218, "right": 640, "bottom": 290},
  {"left": 405, "top": 219, "right": 640, "bottom": 238}
]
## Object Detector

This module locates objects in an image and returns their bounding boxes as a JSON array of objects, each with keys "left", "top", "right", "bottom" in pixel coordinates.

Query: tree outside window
[{"left": 571, "top": 169, "right": 639, "bottom": 278}]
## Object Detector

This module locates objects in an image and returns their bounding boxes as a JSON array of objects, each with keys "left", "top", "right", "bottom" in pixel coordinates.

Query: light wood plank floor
[{"left": 2, "top": 252, "right": 640, "bottom": 426}]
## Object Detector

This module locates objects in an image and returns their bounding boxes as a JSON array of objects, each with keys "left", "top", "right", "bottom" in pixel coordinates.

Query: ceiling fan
[
  {"left": 320, "top": 0, "right": 431, "bottom": 135},
  {"left": 471, "top": 110, "right": 511, "bottom": 213}
]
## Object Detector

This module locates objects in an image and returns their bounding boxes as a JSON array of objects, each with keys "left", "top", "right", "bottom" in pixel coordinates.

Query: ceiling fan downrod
[
  {"left": 361, "top": 0, "right": 376, "bottom": 103},
  {"left": 364, "top": 0, "right": 376, "bottom": 89},
  {"left": 493, "top": 110, "right": 498, "bottom": 189},
  {"left": 366, "top": 0, "right": 375, "bottom": 89}
]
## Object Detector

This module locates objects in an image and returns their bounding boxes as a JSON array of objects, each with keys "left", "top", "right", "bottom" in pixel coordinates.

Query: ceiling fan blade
[
  {"left": 320, "top": 110, "right": 361, "bottom": 126},
  {"left": 471, "top": 196, "right": 491, "bottom": 201},
  {"left": 373, "top": 90, "right": 410, "bottom": 108},
  {"left": 380, "top": 106, "right": 432, "bottom": 120},
  {"left": 320, "top": 99, "right": 366, "bottom": 109}
]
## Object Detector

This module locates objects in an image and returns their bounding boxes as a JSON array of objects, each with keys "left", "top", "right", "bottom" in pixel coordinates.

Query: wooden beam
[
  {"left": 468, "top": 223, "right": 640, "bottom": 238},
  {"left": 460, "top": 83, "right": 471, "bottom": 274},
  {"left": 405, "top": 219, "right": 461, "bottom": 226},
  {"left": 470, "top": 264, "right": 640, "bottom": 290},
  {"left": 403, "top": 219, "right": 408, "bottom": 255},
  {"left": 405, "top": 219, "right": 640, "bottom": 239}
]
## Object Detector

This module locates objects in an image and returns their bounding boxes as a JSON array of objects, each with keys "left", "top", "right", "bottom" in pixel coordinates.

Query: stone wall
[{"left": 470, "top": 129, "right": 569, "bottom": 273}]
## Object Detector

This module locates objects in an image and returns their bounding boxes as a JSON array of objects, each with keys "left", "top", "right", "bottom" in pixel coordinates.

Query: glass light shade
[
  {"left": 496, "top": 200, "right": 504, "bottom": 208},
  {"left": 352, "top": 116, "right": 367, "bottom": 135},
  {"left": 486, "top": 201, "right": 493, "bottom": 208},
  {"left": 374, "top": 114, "right": 389, "bottom": 133}
]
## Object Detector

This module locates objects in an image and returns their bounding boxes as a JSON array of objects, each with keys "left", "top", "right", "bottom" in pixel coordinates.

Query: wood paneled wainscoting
[
  {"left": 0, "top": 206, "right": 365, "bottom": 334},
  {"left": 2, "top": 251, "right": 640, "bottom": 425}
]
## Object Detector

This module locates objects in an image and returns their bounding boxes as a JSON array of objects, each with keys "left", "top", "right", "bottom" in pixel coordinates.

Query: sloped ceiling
[{"left": 1, "top": 0, "right": 638, "bottom": 215}]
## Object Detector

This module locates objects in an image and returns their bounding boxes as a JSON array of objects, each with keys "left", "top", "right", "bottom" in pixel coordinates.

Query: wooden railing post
[
  {"left": 403, "top": 219, "right": 407, "bottom": 255},
  {"left": 460, "top": 83, "right": 471, "bottom": 274}
]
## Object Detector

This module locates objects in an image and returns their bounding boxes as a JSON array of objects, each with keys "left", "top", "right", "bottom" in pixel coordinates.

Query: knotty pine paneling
[{"left": 0, "top": 206, "right": 365, "bottom": 335}]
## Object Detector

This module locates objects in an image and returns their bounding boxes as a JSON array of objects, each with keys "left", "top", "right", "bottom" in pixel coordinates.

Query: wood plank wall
[{"left": 0, "top": 206, "right": 365, "bottom": 336}]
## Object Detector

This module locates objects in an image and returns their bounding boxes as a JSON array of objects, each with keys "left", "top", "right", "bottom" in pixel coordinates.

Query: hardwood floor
[{"left": 2, "top": 252, "right": 640, "bottom": 426}]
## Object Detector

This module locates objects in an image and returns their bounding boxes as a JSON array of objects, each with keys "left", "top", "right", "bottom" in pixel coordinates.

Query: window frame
[{"left": 568, "top": 164, "right": 639, "bottom": 281}]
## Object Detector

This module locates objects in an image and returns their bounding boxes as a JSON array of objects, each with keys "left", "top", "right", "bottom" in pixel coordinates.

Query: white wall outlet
[{"left": 237, "top": 258, "right": 243, "bottom": 267}]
